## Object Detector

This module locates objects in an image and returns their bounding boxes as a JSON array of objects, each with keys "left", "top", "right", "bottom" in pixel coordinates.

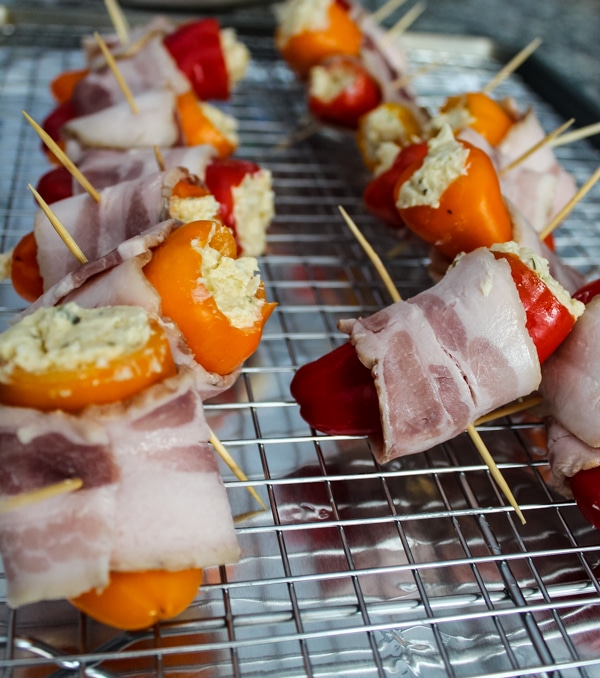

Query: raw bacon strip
[
  {"left": 338, "top": 248, "right": 540, "bottom": 463},
  {"left": 0, "top": 367, "right": 240, "bottom": 608},
  {"left": 74, "top": 146, "right": 216, "bottom": 193},
  {"left": 540, "top": 296, "right": 600, "bottom": 448},
  {"left": 63, "top": 89, "right": 181, "bottom": 157},
  {"left": 34, "top": 167, "right": 190, "bottom": 290},
  {"left": 74, "top": 20, "right": 189, "bottom": 116}
]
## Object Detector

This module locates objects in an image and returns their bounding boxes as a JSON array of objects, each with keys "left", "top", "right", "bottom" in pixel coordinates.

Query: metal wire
[{"left": 1, "top": 7, "right": 600, "bottom": 677}]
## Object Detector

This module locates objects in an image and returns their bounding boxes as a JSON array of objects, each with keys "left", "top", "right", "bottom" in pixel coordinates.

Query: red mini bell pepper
[
  {"left": 290, "top": 251, "right": 580, "bottom": 437},
  {"left": 36, "top": 166, "right": 73, "bottom": 204},
  {"left": 204, "top": 157, "right": 261, "bottom": 233},
  {"left": 163, "top": 18, "right": 230, "bottom": 101},
  {"left": 362, "top": 141, "right": 428, "bottom": 228},
  {"left": 307, "top": 56, "right": 382, "bottom": 129}
]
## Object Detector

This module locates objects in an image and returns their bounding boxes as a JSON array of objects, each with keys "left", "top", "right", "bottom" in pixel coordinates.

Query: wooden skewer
[
  {"left": 482, "top": 37, "right": 542, "bottom": 95},
  {"left": 338, "top": 205, "right": 526, "bottom": 524},
  {"left": 371, "top": 0, "right": 410, "bottom": 25},
  {"left": 94, "top": 31, "right": 138, "bottom": 114},
  {"left": 154, "top": 145, "right": 166, "bottom": 172},
  {"left": 499, "top": 118, "right": 575, "bottom": 177},
  {"left": 390, "top": 60, "right": 443, "bottom": 91},
  {"left": 0, "top": 478, "right": 83, "bottom": 516},
  {"left": 549, "top": 120, "right": 600, "bottom": 149},
  {"left": 29, "top": 185, "right": 88, "bottom": 264},
  {"left": 474, "top": 395, "right": 543, "bottom": 426},
  {"left": 209, "top": 430, "right": 266, "bottom": 510},
  {"left": 103, "top": 0, "right": 130, "bottom": 46},
  {"left": 538, "top": 165, "right": 600, "bottom": 242},
  {"left": 276, "top": 118, "right": 322, "bottom": 150},
  {"left": 381, "top": 0, "right": 427, "bottom": 46},
  {"left": 22, "top": 111, "right": 101, "bottom": 203}
]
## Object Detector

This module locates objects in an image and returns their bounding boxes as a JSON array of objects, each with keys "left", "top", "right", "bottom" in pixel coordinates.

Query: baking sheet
[{"left": 1, "top": 8, "right": 600, "bottom": 678}]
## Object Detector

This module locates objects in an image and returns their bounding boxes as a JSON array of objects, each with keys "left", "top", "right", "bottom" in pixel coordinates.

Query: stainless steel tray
[{"left": 1, "top": 8, "right": 600, "bottom": 677}]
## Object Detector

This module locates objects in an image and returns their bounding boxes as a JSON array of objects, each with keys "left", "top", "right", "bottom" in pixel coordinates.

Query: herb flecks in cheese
[
  {"left": 0, "top": 304, "right": 153, "bottom": 379},
  {"left": 396, "top": 124, "right": 469, "bottom": 209}
]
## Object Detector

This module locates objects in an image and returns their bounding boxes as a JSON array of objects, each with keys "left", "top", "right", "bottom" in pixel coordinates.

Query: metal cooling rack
[{"left": 2, "top": 5, "right": 600, "bottom": 677}]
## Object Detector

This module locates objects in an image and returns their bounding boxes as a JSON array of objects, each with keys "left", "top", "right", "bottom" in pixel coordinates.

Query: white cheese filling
[
  {"left": 192, "top": 226, "right": 265, "bottom": 328},
  {"left": 309, "top": 63, "right": 355, "bottom": 103},
  {"left": 220, "top": 28, "right": 250, "bottom": 86},
  {"left": 0, "top": 304, "right": 153, "bottom": 378},
  {"left": 361, "top": 105, "right": 413, "bottom": 167},
  {"left": 169, "top": 193, "right": 221, "bottom": 223},
  {"left": 232, "top": 169, "right": 275, "bottom": 257},
  {"left": 275, "top": 0, "right": 332, "bottom": 42},
  {"left": 396, "top": 124, "right": 469, "bottom": 209},
  {"left": 200, "top": 102, "right": 239, "bottom": 146},
  {"left": 490, "top": 242, "right": 586, "bottom": 321}
]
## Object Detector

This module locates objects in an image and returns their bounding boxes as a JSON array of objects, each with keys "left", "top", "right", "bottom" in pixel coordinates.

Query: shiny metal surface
[{"left": 1, "top": 9, "right": 600, "bottom": 677}]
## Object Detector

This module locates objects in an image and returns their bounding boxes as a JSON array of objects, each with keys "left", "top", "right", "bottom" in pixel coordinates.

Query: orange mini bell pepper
[
  {"left": 440, "top": 92, "right": 514, "bottom": 147},
  {"left": 70, "top": 568, "right": 204, "bottom": 631},
  {"left": 143, "top": 220, "right": 276, "bottom": 375},
  {"left": 276, "top": 0, "right": 362, "bottom": 78},
  {"left": 176, "top": 92, "right": 237, "bottom": 157},
  {"left": 0, "top": 311, "right": 176, "bottom": 412},
  {"left": 10, "top": 232, "right": 44, "bottom": 303},
  {"left": 394, "top": 139, "right": 513, "bottom": 260},
  {"left": 50, "top": 68, "right": 89, "bottom": 104}
]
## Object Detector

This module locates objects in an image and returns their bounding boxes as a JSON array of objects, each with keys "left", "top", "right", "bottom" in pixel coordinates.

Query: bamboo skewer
[
  {"left": 371, "top": 0, "right": 410, "bottom": 25},
  {"left": 538, "top": 165, "right": 600, "bottom": 242},
  {"left": 390, "top": 60, "right": 443, "bottom": 92},
  {"left": 499, "top": 118, "right": 575, "bottom": 177},
  {"left": 381, "top": 0, "right": 427, "bottom": 46},
  {"left": 94, "top": 31, "right": 138, "bottom": 114},
  {"left": 103, "top": 0, "right": 130, "bottom": 46},
  {"left": 209, "top": 430, "right": 266, "bottom": 510},
  {"left": 549, "top": 120, "right": 600, "bottom": 148},
  {"left": 338, "top": 205, "right": 526, "bottom": 524},
  {"left": 482, "top": 37, "right": 542, "bottom": 95},
  {"left": 0, "top": 478, "right": 83, "bottom": 516},
  {"left": 22, "top": 111, "right": 101, "bottom": 203},
  {"left": 154, "top": 145, "right": 166, "bottom": 172},
  {"left": 474, "top": 395, "right": 543, "bottom": 426},
  {"left": 29, "top": 185, "right": 88, "bottom": 263}
]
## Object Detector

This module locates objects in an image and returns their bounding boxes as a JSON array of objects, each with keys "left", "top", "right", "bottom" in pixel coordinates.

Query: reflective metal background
[{"left": 1, "top": 7, "right": 600, "bottom": 677}]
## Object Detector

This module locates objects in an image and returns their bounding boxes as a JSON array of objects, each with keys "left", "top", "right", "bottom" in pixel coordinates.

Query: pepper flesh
[
  {"left": 10, "top": 232, "right": 44, "bottom": 303},
  {"left": 70, "top": 568, "right": 204, "bottom": 631},
  {"left": 164, "top": 18, "right": 230, "bottom": 101},
  {"left": 176, "top": 92, "right": 237, "bottom": 156},
  {"left": 291, "top": 252, "right": 579, "bottom": 436},
  {"left": 362, "top": 141, "right": 428, "bottom": 228},
  {"left": 36, "top": 166, "right": 73, "bottom": 204},
  {"left": 394, "top": 140, "right": 513, "bottom": 260},
  {"left": 143, "top": 219, "right": 275, "bottom": 375},
  {"left": 276, "top": 0, "right": 362, "bottom": 78},
  {"left": 307, "top": 56, "right": 382, "bottom": 129},
  {"left": 440, "top": 91, "right": 514, "bottom": 146},
  {"left": 0, "top": 315, "right": 177, "bottom": 412},
  {"left": 204, "top": 157, "right": 260, "bottom": 232}
]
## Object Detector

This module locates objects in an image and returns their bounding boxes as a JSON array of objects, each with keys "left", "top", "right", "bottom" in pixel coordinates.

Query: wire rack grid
[{"left": 1, "top": 7, "right": 600, "bottom": 678}]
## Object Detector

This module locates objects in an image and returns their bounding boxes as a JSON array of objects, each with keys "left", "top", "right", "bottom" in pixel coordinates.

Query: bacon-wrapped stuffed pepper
[
  {"left": 0, "top": 303, "right": 240, "bottom": 629},
  {"left": 290, "top": 243, "right": 583, "bottom": 463}
]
